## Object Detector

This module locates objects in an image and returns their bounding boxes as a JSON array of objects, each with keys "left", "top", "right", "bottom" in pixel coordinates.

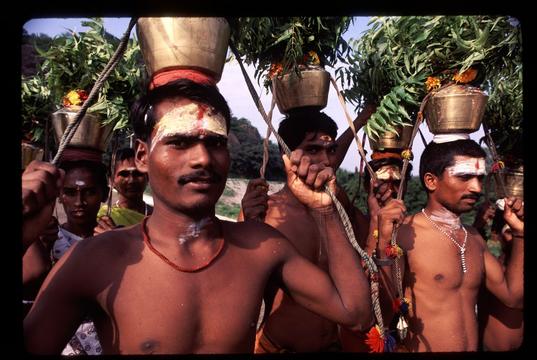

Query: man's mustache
[
  {"left": 462, "top": 193, "right": 481, "bottom": 201},
  {"left": 178, "top": 170, "right": 222, "bottom": 184}
]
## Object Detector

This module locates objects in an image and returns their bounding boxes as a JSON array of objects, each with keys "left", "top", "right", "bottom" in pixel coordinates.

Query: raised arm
[
  {"left": 484, "top": 197, "right": 524, "bottom": 309},
  {"left": 24, "top": 240, "right": 92, "bottom": 354},
  {"left": 276, "top": 150, "right": 372, "bottom": 331},
  {"left": 22, "top": 161, "right": 64, "bottom": 253},
  {"left": 333, "top": 103, "right": 376, "bottom": 170}
]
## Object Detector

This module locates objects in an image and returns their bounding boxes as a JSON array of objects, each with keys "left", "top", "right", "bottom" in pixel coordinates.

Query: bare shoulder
[
  {"left": 465, "top": 224, "right": 487, "bottom": 249},
  {"left": 397, "top": 213, "right": 423, "bottom": 250},
  {"left": 221, "top": 219, "right": 296, "bottom": 254},
  {"left": 62, "top": 224, "right": 145, "bottom": 269}
]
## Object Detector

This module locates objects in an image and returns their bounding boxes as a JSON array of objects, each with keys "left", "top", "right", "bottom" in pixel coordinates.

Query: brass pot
[
  {"left": 137, "top": 17, "right": 230, "bottom": 82},
  {"left": 272, "top": 68, "right": 330, "bottom": 114},
  {"left": 369, "top": 125, "right": 413, "bottom": 151},
  {"left": 21, "top": 142, "right": 44, "bottom": 169},
  {"left": 494, "top": 165, "right": 524, "bottom": 199},
  {"left": 424, "top": 85, "right": 487, "bottom": 134},
  {"left": 51, "top": 108, "right": 113, "bottom": 152}
]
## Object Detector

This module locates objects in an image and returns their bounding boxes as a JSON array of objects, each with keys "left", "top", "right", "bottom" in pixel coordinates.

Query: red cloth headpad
[
  {"left": 59, "top": 147, "right": 103, "bottom": 164},
  {"left": 371, "top": 151, "right": 402, "bottom": 161},
  {"left": 149, "top": 68, "right": 217, "bottom": 90}
]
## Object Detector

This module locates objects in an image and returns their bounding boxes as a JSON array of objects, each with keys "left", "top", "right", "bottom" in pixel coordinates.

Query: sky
[{"left": 23, "top": 17, "right": 487, "bottom": 175}]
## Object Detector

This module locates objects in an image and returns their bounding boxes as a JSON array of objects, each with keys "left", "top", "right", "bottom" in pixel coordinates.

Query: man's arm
[
  {"left": 484, "top": 197, "right": 524, "bottom": 309},
  {"left": 24, "top": 241, "right": 90, "bottom": 354},
  {"left": 22, "top": 161, "right": 64, "bottom": 253},
  {"left": 333, "top": 103, "right": 375, "bottom": 170},
  {"left": 276, "top": 150, "right": 373, "bottom": 332}
]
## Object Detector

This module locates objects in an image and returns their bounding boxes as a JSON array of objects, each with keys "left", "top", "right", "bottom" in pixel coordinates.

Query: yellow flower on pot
[{"left": 62, "top": 89, "right": 89, "bottom": 107}]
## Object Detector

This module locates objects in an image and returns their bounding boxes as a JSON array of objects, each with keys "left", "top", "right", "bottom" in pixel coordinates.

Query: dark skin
[
  {"left": 378, "top": 155, "right": 524, "bottom": 351},
  {"left": 239, "top": 129, "right": 383, "bottom": 352},
  {"left": 95, "top": 157, "right": 153, "bottom": 234},
  {"left": 24, "top": 96, "right": 372, "bottom": 354}
]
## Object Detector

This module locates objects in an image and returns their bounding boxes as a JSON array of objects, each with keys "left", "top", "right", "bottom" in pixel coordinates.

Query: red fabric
[
  {"left": 59, "top": 147, "right": 103, "bottom": 163},
  {"left": 149, "top": 68, "right": 217, "bottom": 90},
  {"left": 371, "top": 151, "right": 402, "bottom": 161}
]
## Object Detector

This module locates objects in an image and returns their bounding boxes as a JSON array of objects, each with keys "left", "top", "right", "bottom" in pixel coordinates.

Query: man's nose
[{"left": 188, "top": 142, "right": 211, "bottom": 168}]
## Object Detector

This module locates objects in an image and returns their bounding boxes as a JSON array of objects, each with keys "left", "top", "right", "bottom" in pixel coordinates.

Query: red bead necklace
[{"left": 141, "top": 217, "right": 225, "bottom": 273}]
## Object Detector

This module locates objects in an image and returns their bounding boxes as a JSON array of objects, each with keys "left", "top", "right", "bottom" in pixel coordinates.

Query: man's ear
[
  {"left": 423, "top": 172, "right": 438, "bottom": 192},
  {"left": 135, "top": 139, "right": 149, "bottom": 174}
]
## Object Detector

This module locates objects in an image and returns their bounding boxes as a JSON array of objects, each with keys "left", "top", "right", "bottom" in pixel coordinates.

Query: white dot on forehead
[{"left": 75, "top": 180, "right": 86, "bottom": 186}]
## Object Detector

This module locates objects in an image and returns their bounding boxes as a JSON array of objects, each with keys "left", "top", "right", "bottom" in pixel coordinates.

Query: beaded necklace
[
  {"left": 421, "top": 209, "right": 468, "bottom": 273},
  {"left": 141, "top": 217, "right": 225, "bottom": 273}
]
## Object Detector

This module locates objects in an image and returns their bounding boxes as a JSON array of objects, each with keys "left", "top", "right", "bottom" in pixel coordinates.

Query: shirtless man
[
  {"left": 239, "top": 109, "right": 397, "bottom": 352},
  {"left": 376, "top": 139, "right": 524, "bottom": 352},
  {"left": 23, "top": 78, "right": 372, "bottom": 354},
  {"left": 95, "top": 147, "right": 153, "bottom": 234}
]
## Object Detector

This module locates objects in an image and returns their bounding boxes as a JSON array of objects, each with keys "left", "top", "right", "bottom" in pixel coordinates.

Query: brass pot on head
[
  {"left": 136, "top": 17, "right": 230, "bottom": 82},
  {"left": 272, "top": 68, "right": 330, "bottom": 114},
  {"left": 21, "top": 142, "right": 44, "bottom": 169},
  {"left": 51, "top": 108, "right": 114, "bottom": 152},
  {"left": 494, "top": 165, "right": 524, "bottom": 199},
  {"left": 424, "top": 85, "right": 488, "bottom": 134},
  {"left": 369, "top": 125, "right": 413, "bottom": 151}
]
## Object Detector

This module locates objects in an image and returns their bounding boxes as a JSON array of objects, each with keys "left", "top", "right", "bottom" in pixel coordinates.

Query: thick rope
[
  {"left": 330, "top": 77, "right": 377, "bottom": 183},
  {"left": 230, "top": 41, "right": 386, "bottom": 337},
  {"left": 260, "top": 97, "right": 277, "bottom": 179},
  {"left": 51, "top": 17, "right": 138, "bottom": 166}
]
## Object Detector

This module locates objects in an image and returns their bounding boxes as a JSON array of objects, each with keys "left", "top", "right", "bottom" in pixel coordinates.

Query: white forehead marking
[
  {"left": 446, "top": 158, "right": 487, "bottom": 176},
  {"left": 75, "top": 180, "right": 86, "bottom": 186},
  {"left": 151, "top": 102, "right": 227, "bottom": 153},
  {"left": 375, "top": 165, "right": 401, "bottom": 181}
]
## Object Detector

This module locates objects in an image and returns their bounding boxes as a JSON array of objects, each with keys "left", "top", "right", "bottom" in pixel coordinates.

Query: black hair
[
  {"left": 131, "top": 78, "right": 232, "bottom": 142},
  {"left": 419, "top": 139, "right": 487, "bottom": 189},
  {"left": 58, "top": 160, "right": 109, "bottom": 199},
  {"left": 363, "top": 156, "right": 412, "bottom": 188},
  {"left": 114, "top": 147, "right": 135, "bottom": 163},
  {"left": 277, "top": 107, "right": 338, "bottom": 152}
]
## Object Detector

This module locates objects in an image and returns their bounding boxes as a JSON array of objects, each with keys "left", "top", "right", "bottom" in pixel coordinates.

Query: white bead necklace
[{"left": 421, "top": 209, "right": 468, "bottom": 273}]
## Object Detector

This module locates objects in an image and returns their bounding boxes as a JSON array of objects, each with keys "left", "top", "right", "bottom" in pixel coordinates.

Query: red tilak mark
[{"left": 475, "top": 160, "right": 480, "bottom": 170}]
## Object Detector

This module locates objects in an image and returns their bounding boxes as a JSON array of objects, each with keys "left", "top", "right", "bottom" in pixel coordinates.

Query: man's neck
[
  {"left": 145, "top": 204, "right": 221, "bottom": 248},
  {"left": 424, "top": 201, "right": 462, "bottom": 230},
  {"left": 63, "top": 222, "right": 96, "bottom": 239}
]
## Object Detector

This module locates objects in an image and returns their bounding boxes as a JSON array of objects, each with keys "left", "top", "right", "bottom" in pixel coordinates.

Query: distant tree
[{"left": 228, "top": 117, "right": 285, "bottom": 181}]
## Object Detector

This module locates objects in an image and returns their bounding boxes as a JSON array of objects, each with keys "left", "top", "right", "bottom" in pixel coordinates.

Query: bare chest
[
  {"left": 406, "top": 230, "right": 484, "bottom": 291},
  {"left": 94, "top": 247, "right": 269, "bottom": 354}
]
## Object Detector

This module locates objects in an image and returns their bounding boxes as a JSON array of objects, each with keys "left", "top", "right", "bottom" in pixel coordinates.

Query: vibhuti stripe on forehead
[
  {"left": 150, "top": 101, "right": 227, "bottom": 152},
  {"left": 446, "top": 158, "right": 487, "bottom": 176},
  {"left": 375, "top": 165, "right": 401, "bottom": 181}
]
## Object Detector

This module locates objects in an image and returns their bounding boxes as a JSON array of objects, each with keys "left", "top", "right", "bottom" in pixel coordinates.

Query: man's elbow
[{"left": 345, "top": 302, "right": 374, "bottom": 333}]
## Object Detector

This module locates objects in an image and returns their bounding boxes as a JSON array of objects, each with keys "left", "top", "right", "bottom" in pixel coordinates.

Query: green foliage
[
  {"left": 228, "top": 117, "right": 285, "bottom": 181},
  {"left": 231, "top": 17, "right": 352, "bottom": 89},
  {"left": 21, "top": 18, "right": 145, "bottom": 144},
  {"left": 337, "top": 16, "right": 522, "bottom": 142},
  {"left": 215, "top": 202, "right": 241, "bottom": 219},
  {"left": 482, "top": 64, "right": 523, "bottom": 164}
]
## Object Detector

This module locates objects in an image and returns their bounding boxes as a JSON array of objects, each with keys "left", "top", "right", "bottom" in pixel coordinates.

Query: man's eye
[
  {"left": 307, "top": 148, "right": 318, "bottom": 154},
  {"left": 328, "top": 147, "right": 337, "bottom": 154},
  {"left": 63, "top": 189, "right": 76, "bottom": 196},
  {"left": 169, "top": 139, "right": 190, "bottom": 148}
]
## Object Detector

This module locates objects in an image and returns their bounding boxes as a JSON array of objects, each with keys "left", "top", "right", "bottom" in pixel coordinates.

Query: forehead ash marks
[
  {"left": 375, "top": 165, "right": 401, "bottom": 181},
  {"left": 75, "top": 180, "right": 86, "bottom": 187},
  {"left": 446, "top": 158, "right": 487, "bottom": 176},
  {"left": 150, "top": 101, "right": 227, "bottom": 153}
]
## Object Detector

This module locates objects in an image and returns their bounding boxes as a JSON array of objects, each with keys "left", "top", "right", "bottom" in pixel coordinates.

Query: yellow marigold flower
[
  {"left": 62, "top": 89, "right": 88, "bottom": 107},
  {"left": 372, "top": 229, "right": 379, "bottom": 239},
  {"left": 453, "top": 68, "right": 478, "bottom": 84},
  {"left": 401, "top": 149, "right": 413, "bottom": 160},
  {"left": 425, "top": 76, "right": 441, "bottom": 91}
]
